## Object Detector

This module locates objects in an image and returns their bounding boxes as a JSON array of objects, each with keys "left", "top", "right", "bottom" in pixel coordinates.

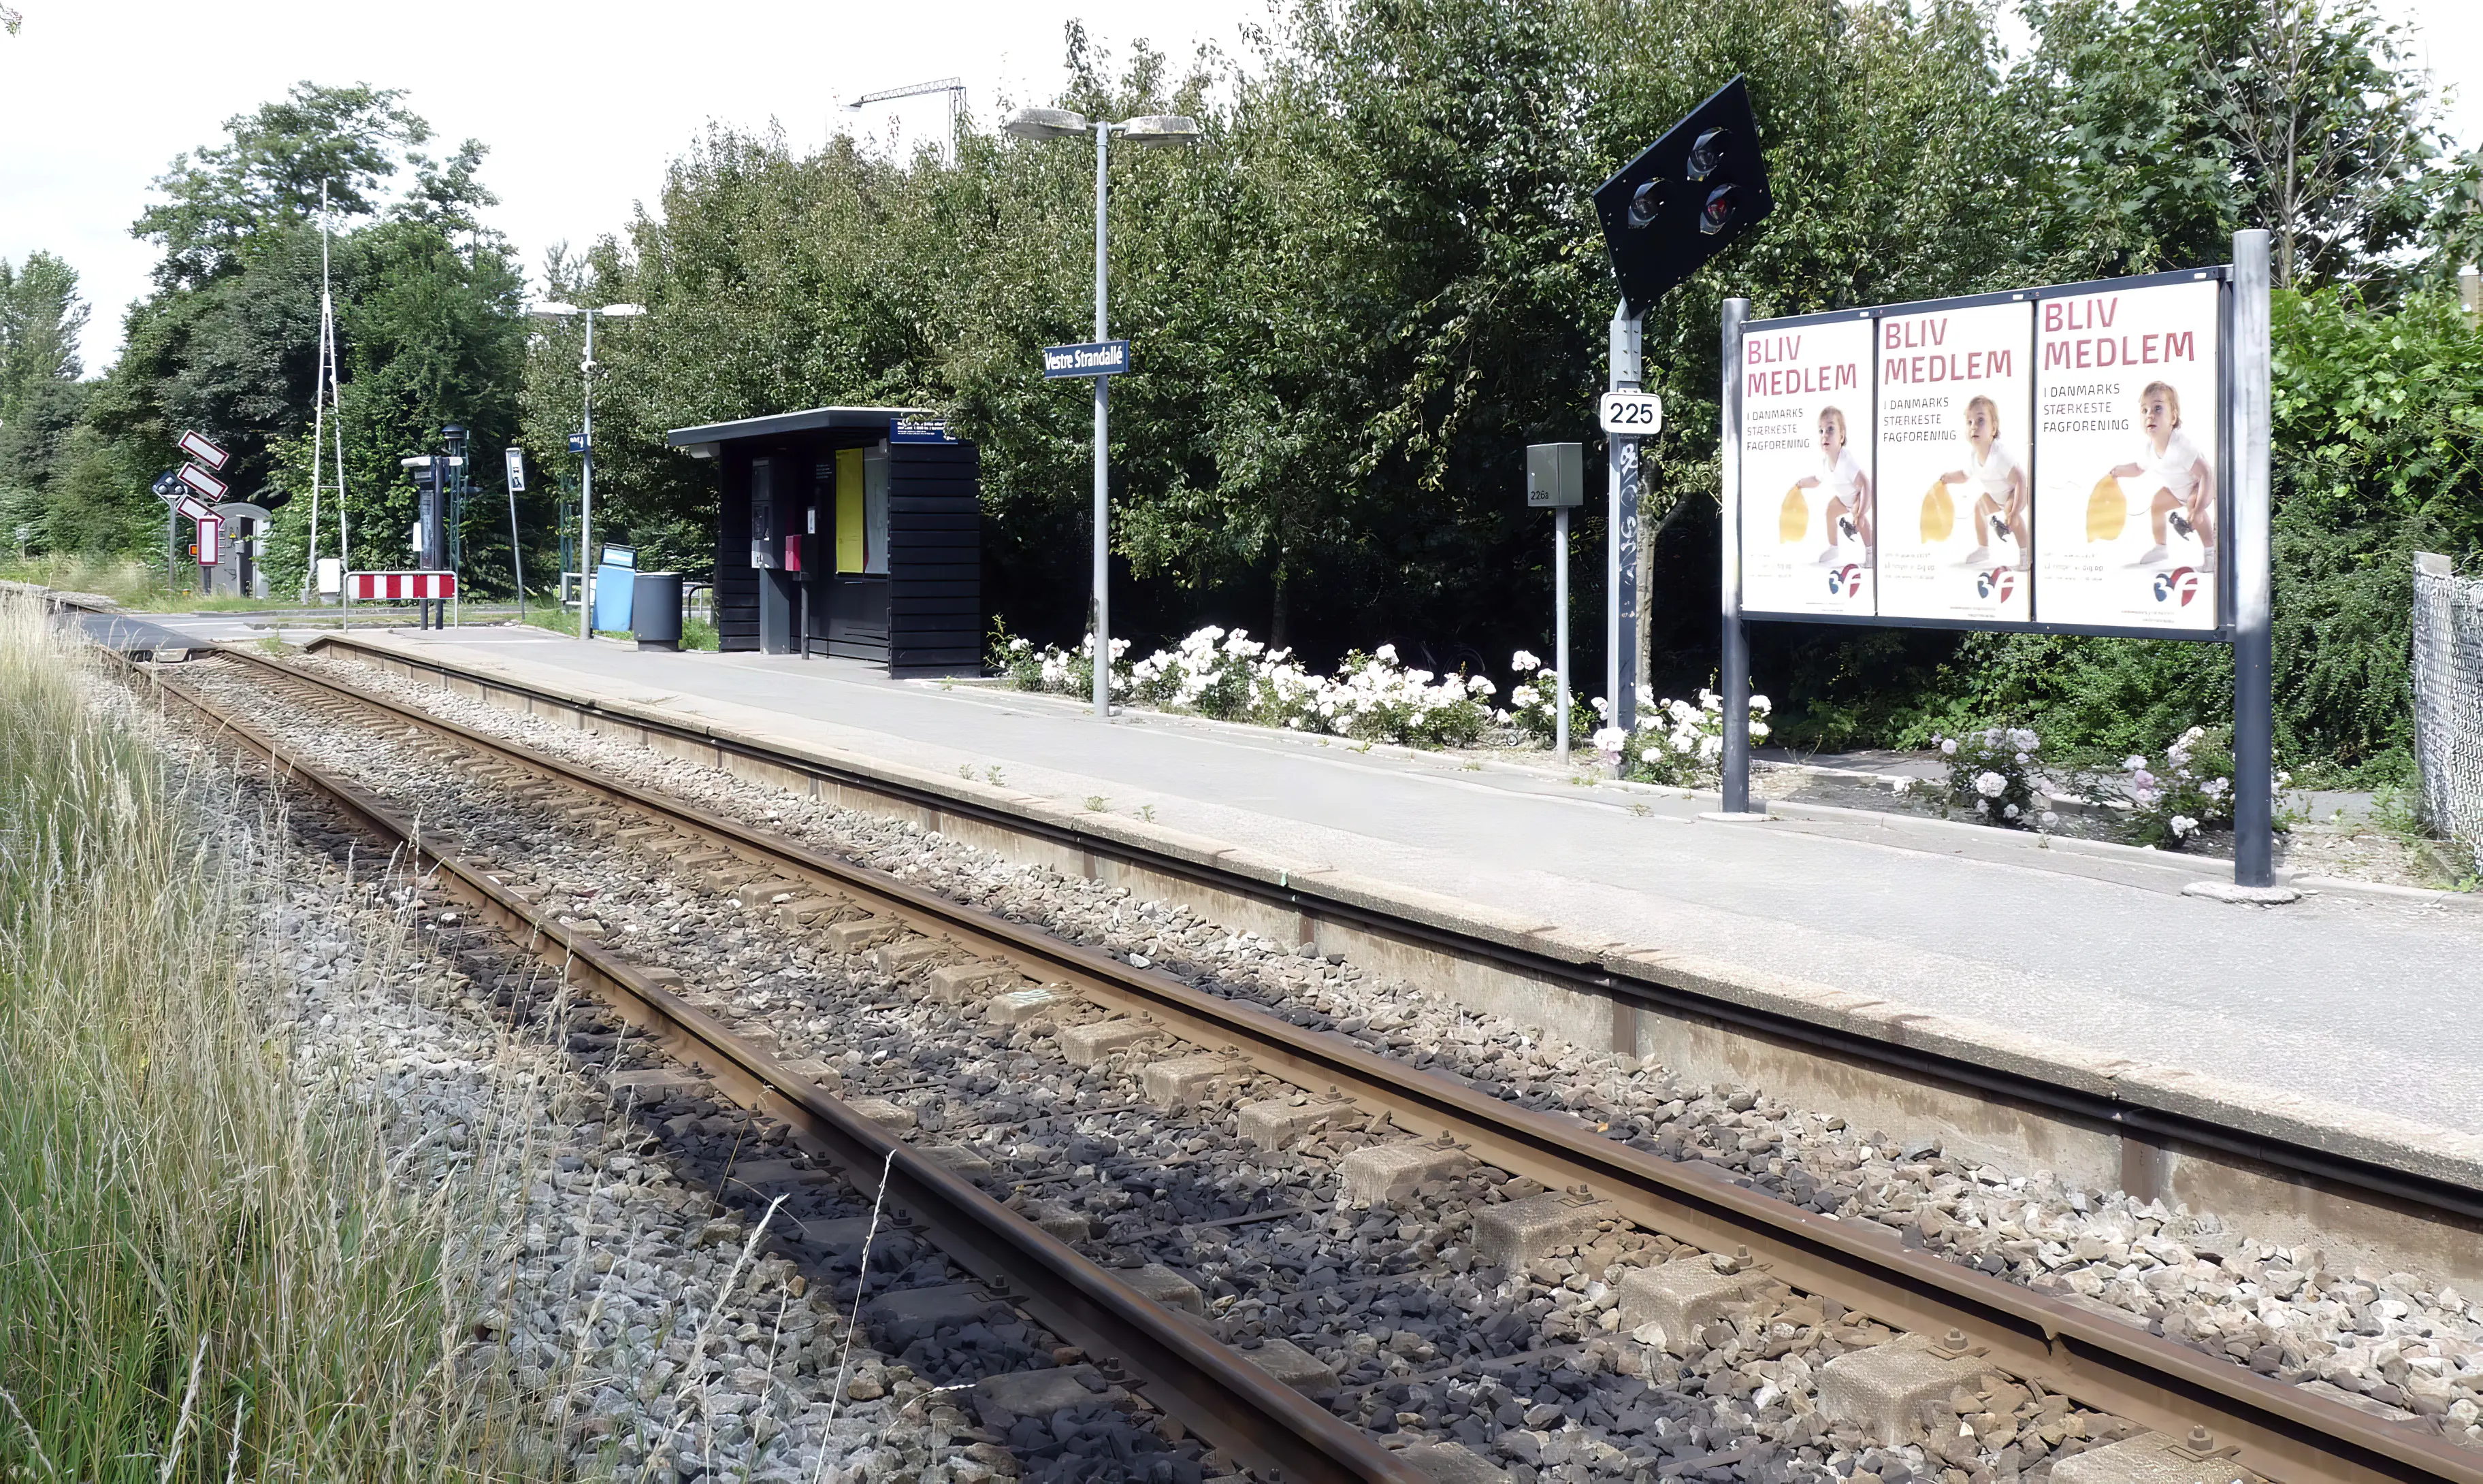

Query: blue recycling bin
[{"left": 590, "top": 543, "right": 636, "bottom": 633}]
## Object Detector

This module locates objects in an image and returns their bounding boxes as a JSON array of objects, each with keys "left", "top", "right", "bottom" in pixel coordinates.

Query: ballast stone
[
  {"left": 1339, "top": 1141, "right": 1470, "bottom": 1205},
  {"left": 2051, "top": 1432, "right": 2267, "bottom": 1484},
  {"left": 1236, "top": 1098, "right": 1353, "bottom": 1151},
  {"left": 1058, "top": 1018, "right": 1162, "bottom": 1066},
  {"left": 1817, "top": 1335, "right": 1996, "bottom": 1446},
  {"left": 1141, "top": 1053, "right": 1233, "bottom": 1108},
  {"left": 1472, "top": 1191, "right": 1617, "bottom": 1268},
  {"left": 1615, "top": 1261, "right": 1762, "bottom": 1351}
]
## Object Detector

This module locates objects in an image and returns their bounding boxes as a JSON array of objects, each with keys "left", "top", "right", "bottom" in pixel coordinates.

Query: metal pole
[
  {"left": 2231, "top": 229, "right": 2275, "bottom": 888},
  {"left": 305, "top": 184, "right": 329, "bottom": 604},
  {"left": 1555, "top": 504, "right": 1571, "bottom": 765},
  {"left": 508, "top": 463, "right": 528, "bottom": 622},
  {"left": 1607, "top": 303, "right": 1642, "bottom": 732},
  {"left": 1092, "top": 120, "right": 1111, "bottom": 720},
  {"left": 581, "top": 310, "right": 596, "bottom": 642},
  {"left": 1720, "top": 296, "right": 1753, "bottom": 814}
]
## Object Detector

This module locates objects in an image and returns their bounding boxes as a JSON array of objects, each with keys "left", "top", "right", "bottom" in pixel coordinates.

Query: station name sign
[
  {"left": 1041, "top": 340, "right": 1131, "bottom": 378},
  {"left": 1731, "top": 266, "right": 2229, "bottom": 639}
]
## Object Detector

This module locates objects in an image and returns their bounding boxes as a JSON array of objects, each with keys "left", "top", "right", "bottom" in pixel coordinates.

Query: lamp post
[
  {"left": 1002, "top": 106, "right": 1199, "bottom": 718},
  {"left": 526, "top": 301, "right": 644, "bottom": 640}
]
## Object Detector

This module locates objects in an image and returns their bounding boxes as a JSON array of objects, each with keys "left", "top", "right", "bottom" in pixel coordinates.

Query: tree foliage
[
  {"left": 20, "top": 82, "right": 527, "bottom": 591},
  {"left": 1, "top": 1, "right": 2471, "bottom": 777}
]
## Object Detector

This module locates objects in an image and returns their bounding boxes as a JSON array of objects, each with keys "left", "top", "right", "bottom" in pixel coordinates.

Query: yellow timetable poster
[
  {"left": 2032, "top": 277, "right": 2222, "bottom": 630},
  {"left": 1872, "top": 299, "right": 2034, "bottom": 623},
  {"left": 1738, "top": 313, "right": 1877, "bottom": 616}
]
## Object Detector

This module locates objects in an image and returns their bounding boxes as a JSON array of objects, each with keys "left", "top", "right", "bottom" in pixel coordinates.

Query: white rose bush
[
  {"left": 992, "top": 625, "right": 1493, "bottom": 748},
  {"left": 1932, "top": 725, "right": 2050, "bottom": 829},
  {"left": 1502, "top": 650, "right": 1595, "bottom": 746},
  {"left": 1598, "top": 685, "right": 1773, "bottom": 789},
  {"left": 2117, "top": 723, "right": 2254, "bottom": 851},
  {"left": 989, "top": 627, "right": 1774, "bottom": 772}
]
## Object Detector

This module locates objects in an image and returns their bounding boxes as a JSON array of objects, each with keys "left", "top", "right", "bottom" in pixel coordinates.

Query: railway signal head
[{"left": 1592, "top": 76, "right": 1774, "bottom": 316}]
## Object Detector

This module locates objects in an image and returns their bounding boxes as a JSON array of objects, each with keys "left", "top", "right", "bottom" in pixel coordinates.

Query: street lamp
[
  {"left": 1002, "top": 105, "right": 1200, "bottom": 717},
  {"left": 527, "top": 300, "right": 645, "bottom": 641}
]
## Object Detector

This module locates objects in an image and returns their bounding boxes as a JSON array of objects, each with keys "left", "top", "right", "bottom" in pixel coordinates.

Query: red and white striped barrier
[{"left": 346, "top": 570, "right": 458, "bottom": 600}]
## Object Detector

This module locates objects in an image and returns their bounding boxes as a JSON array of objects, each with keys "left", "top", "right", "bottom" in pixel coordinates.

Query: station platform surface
[{"left": 149, "top": 615, "right": 2483, "bottom": 1153}]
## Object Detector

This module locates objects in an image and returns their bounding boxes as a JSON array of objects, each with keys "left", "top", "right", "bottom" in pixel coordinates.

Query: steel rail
[
  {"left": 127, "top": 655, "right": 1428, "bottom": 1484},
  {"left": 184, "top": 645, "right": 2483, "bottom": 1484},
  {"left": 288, "top": 632, "right": 2483, "bottom": 1232}
]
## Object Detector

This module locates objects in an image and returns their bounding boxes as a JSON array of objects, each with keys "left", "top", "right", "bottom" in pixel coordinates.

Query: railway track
[{"left": 116, "top": 640, "right": 2483, "bottom": 1484}]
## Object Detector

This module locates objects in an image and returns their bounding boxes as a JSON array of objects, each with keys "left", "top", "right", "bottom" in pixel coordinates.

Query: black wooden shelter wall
[
  {"left": 887, "top": 442, "right": 981, "bottom": 674},
  {"left": 716, "top": 452, "right": 758, "bottom": 650}
]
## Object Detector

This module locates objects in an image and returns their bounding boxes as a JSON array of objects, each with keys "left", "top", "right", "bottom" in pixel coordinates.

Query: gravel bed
[
  {"left": 218, "top": 656, "right": 2483, "bottom": 1470},
  {"left": 133, "top": 680, "right": 979, "bottom": 1484}
]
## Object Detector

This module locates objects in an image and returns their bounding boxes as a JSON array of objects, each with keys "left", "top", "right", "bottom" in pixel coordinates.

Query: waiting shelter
[{"left": 665, "top": 407, "right": 981, "bottom": 676}]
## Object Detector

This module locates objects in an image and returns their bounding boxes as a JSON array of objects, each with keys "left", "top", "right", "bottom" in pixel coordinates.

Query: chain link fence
[{"left": 2412, "top": 554, "right": 2483, "bottom": 872}]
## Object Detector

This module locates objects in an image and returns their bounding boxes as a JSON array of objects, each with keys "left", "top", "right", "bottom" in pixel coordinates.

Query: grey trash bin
[{"left": 632, "top": 572, "right": 683, "bottom": 650}]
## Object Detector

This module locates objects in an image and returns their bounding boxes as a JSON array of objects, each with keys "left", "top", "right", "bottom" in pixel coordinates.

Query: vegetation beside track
[{"left": 0, "top": 595, "right": 549, "bottom": 1481}]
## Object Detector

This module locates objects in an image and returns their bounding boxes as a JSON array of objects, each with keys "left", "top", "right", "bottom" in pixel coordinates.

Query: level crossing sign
[
  {"left": 177, "top": 462, "right": 229, "bottom": 501},
  {"left": 178, "top": 429, "right": 230, "bottom": 469}
]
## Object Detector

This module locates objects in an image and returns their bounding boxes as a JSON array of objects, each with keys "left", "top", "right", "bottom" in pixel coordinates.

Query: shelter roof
[{"left": 664, "top": 406, "right": 934, "bottom": 449}]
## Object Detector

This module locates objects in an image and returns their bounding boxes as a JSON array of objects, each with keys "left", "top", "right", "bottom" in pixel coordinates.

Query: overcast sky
[{"left": 4, "top": 0, "right": 2476, "bottom": 372}]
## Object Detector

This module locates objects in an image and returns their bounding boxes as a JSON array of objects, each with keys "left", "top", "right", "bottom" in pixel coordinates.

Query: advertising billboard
[
  {"left": 2032, "top": 276, "right": 2223, "bottom": 631},
  {"left": 1737, "top": 310, "right": 1877, "bottom": 616},
  {"left": 1730, "top": 267, "right": 2228, "bottom": 640},
  {"left": 1872, "top": 296, "right": 2034, "bottom": 623}
]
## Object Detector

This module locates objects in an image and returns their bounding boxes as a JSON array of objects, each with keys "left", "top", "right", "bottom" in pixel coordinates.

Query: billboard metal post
[
  {"left": 1556, "top": 504, "right": 1572, "bottom": 764},
  {"left": 2230, "top": 229, "right": 2277, "bottom": 889},
  {"left": 1093, "top": 120, "right": 1112, "bottom": 721},
  {"left": 1719, "top": 296, "right": 1754, "bottom": 815},
  {"left": 1608, "top": 305, "right": 1642, "bottom": 732}
]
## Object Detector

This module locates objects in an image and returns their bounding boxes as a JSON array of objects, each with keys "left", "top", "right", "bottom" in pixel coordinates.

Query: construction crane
[{"left": 846, "top": 77, "right": 967, "bottom": 167}]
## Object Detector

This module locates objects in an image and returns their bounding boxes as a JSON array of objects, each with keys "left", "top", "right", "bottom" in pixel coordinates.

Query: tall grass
[
  {"left": 0, "top": 553, "right": 178, "bottom": 609},
  {"left": 0, "top": 595, "right": 546, "bottom": 1481}
]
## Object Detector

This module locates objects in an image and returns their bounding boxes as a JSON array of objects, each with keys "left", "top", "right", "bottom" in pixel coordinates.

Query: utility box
[
  {"left": 666, "top": 408, "right": 981, "bottom": 676},
  {"left": 1527, "top": 442, "right": 1584, "bottom": 508}
]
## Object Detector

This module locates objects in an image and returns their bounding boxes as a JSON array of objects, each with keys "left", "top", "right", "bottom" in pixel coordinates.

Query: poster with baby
[
  {"left": 1872, "top": 298, "right": 2034, "bottom": 623},
  {"left": 2030, "top": 277, "right": 2222, "bottom": 631},
  {"left": 1737, "top": 311, "right": 1877, "bottom": 616}
]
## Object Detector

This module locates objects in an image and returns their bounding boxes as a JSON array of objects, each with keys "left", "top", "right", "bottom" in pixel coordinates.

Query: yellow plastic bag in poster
[
  {"left": 1779, "top": 487, "right": 1808, "bottom": 544},
  {"left": 2086, "top": 476, "right": 2127, "bottom": 543},
  {"left": 1920, "top": 481, "right": 1955, "bottom": 544}
]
